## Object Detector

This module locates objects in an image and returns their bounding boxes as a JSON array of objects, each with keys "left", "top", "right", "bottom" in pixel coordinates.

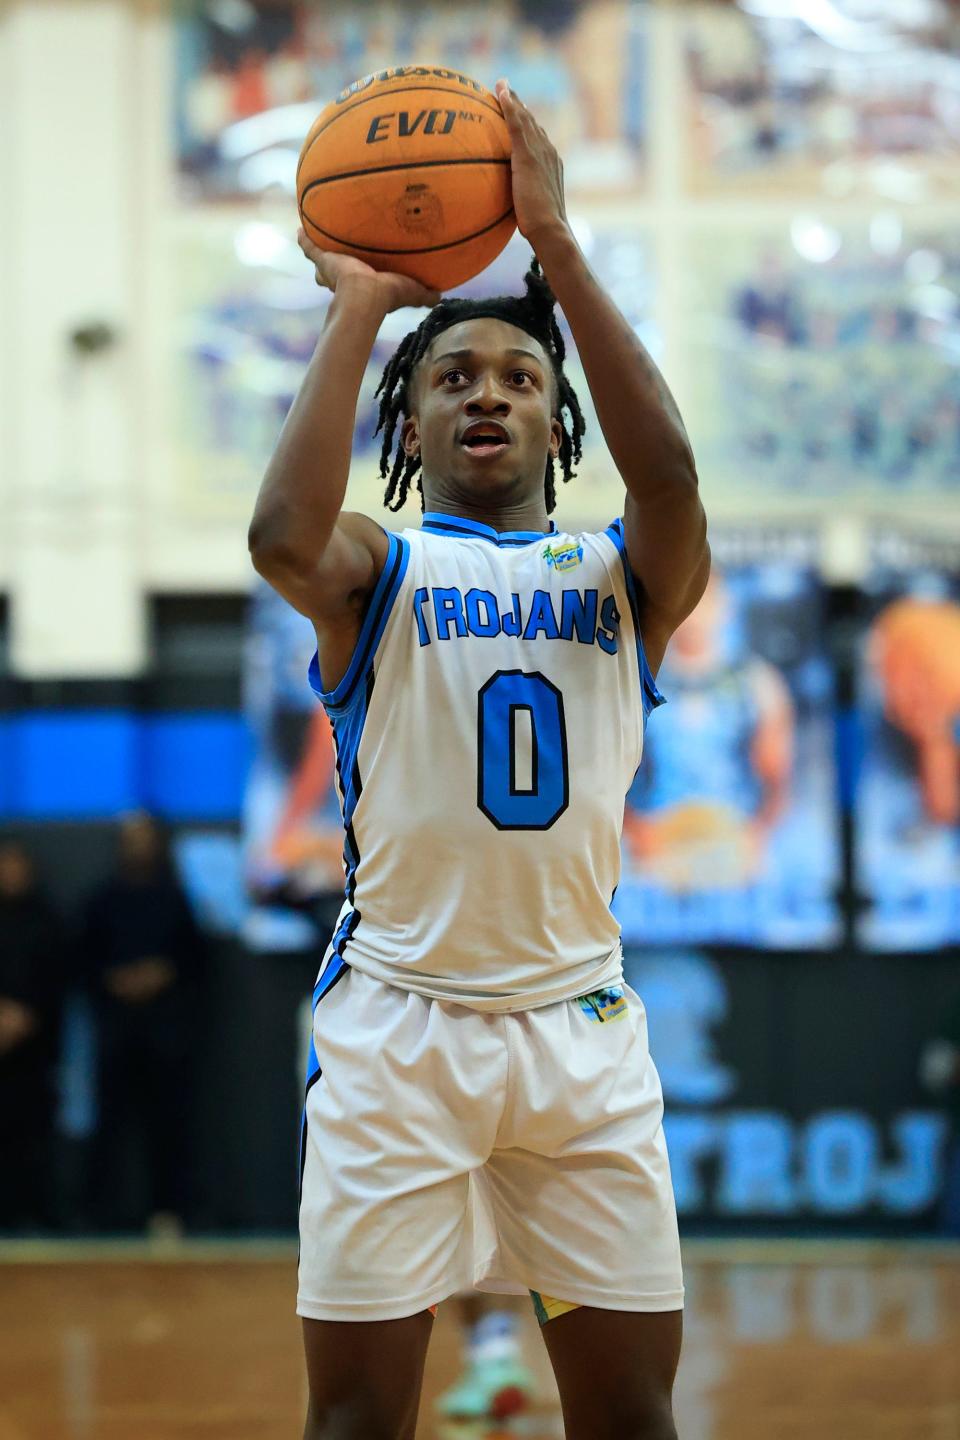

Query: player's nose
[{"left": 464, "top": 374, "right": 511, "bottom": 414}]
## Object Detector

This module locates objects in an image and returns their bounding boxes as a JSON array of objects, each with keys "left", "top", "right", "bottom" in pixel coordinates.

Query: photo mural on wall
[
  {"left": 615, "top": 532, "right": 840, "bottom": 949},
  {"left": 857, "top": 532, "right": 960, "bottom": 950},
  {"left": 682, "top": 223, "right": 960, "bottom": 506},
  {"left": 175, "top": 0, "right": 649, "bottom": 201},
  {"left": 173, "top": 217, "right": 656, "bottom": 525},
  {"left": 683, "top": 1, "right": 960, "bottom": 198}
]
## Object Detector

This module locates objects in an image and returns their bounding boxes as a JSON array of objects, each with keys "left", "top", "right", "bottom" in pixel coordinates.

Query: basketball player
[
  {"left": 249, "top": 81, "right": 709, "bottom": 1440},
  {"left": 623, "top": 571, "right": 795, "bottom": 893}
]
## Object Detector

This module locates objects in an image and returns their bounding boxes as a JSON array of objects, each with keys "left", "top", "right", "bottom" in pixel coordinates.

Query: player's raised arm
[
  {"left": 496, "top": 81, "right": 709, "bottom": 676},
  {"left": 248, "top": 235, "right": 440, "bottom": 626}
]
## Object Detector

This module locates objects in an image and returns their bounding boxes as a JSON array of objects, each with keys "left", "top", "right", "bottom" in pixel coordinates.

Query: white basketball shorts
[{"left": 297, "top": 964, "right": 684, "bottom": 1322}]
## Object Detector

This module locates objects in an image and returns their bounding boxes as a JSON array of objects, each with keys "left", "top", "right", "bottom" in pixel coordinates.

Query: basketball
[{"left": 297, "top": 65, "right": 516, "bottom": 293}]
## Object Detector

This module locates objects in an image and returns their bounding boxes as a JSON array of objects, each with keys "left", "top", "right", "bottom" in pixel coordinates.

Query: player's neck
[{"left": 424, "top": 494, "right": 551, "bottom": 535}]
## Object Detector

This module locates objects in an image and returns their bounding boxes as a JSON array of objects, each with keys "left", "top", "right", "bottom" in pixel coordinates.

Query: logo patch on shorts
[
  {"left": 543, "top": 539, "right": 584, "bottom": 572},
  {"left": 578, "top": 986, "right": 628, "bottom": 1023}
]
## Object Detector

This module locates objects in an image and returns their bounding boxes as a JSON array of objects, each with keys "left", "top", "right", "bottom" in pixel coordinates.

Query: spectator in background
[
  {"left": 83, "top": 812, "right": 206, "bottom": 1235},
  {"left": 231, "top": 47, "right": 270, "bottom": 121},
  {"left": 734, "top": 248, "right": 803, "bottom": 344},
  {"left": 0, "top": 838, "right": 65, "bottom": 1231}
]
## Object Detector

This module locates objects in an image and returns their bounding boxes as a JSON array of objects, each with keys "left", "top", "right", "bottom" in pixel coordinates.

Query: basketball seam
[
  {"left": 301, "top": 155, "right": 511, "bottom": 199},
  {"left": 299, "top": 205, "right": 515, "bottom": 256},
  {"left": 297, "top": 85, "right": 505, "bottom": 181}
]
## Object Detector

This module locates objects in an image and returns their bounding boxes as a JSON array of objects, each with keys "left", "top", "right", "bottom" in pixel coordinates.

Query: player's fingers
[
  {"left": 496, "top": 78, "right": 527, "bottom": 122},
  {"left": 407, "top": 280, "right": 443, "bottom": 308},
  {"left": 297, "top": 228, "right": 326, "bottom": 267},
  {"left": 507, "top": 84, "right": 537, "bottom": 123}
]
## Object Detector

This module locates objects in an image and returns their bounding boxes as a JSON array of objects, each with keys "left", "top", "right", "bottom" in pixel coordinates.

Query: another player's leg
[
  {"left": 434, "top": 1295, "right": 536, "bottom": 1424},
  {"left": 302, "top": 1312, "right": 434, "bottom": 1440},
  {"left": 540, "top": 1304, "right": 682, "bottom": 1440}
]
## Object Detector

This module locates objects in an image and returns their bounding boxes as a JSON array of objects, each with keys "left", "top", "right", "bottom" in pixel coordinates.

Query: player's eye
[
  {"left": 440, "top": 368, "right": 467, "bottom": 385},
  {"left": 510, "top": 370, "right": 534, "bottom": 386}
]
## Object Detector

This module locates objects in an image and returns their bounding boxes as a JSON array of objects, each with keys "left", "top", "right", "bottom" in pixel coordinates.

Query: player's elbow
[
  {"left": 248, "top": 518, "right": 308, "bottom": 583},
  {"left": 247, "top": 520, "right": 281, "bottom": 576}
]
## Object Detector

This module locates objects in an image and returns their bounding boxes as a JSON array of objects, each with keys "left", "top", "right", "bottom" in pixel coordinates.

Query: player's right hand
[{"left": 297, "top": 229, "right": 441, "bottom": 312}]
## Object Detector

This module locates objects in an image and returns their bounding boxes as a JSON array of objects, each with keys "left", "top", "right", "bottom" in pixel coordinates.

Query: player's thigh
[
  {"left": 541, "top": 1305, "right": 682, "bottom": 1440},
  {"left": 302, "top": 1311, "right": 434, "bottom": 1440},
  {"left": 485, "top": 987, "right": 683, "bottom": 1313}
]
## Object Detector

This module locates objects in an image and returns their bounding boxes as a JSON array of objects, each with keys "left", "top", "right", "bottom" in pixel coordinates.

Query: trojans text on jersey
[{"left": 412, "top": 585, "right": 622, "bottom": 653}]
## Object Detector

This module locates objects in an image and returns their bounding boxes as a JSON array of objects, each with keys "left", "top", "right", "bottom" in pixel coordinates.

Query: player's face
[
  {"left": 0, "top": 845, "right": 33, "bottom": 899},
  {"left": 403, "top": 318, "right": 562, "bottom": 506}
]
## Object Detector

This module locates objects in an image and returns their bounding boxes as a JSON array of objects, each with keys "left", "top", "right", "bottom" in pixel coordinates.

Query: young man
[{"left": 249, "top": 80, "right": 709, "bottom": 1440}]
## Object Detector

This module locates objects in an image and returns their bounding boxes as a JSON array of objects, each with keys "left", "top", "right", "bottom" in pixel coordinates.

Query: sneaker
[{"left": 436, "top": 1354, "right": 536, "bottom": 1422}]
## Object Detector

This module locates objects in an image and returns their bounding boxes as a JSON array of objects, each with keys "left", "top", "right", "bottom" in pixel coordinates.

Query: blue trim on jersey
[
  {"left": 329, "top": 675, "right": 370, "bottom": 832},
  {"left": 604, "top": 518, "right": 665, "bottom": 721},
  {"left": 322, "top": 671, "right": 373, "bottom": 966},
  {"left": 422, "top": 512, "right": 558, "bottom": 547},
  {"left": 308, "top": 532, "right": 409, "bottom": 714},
  {"left": 312, "top": 952, "right": 349, "bottom": 1012},
  {"left": 304, "top": 1034, "right": 321, "bottom": 1085}
]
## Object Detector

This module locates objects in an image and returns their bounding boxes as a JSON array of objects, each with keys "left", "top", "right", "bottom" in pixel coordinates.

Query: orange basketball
[{"left": 297, "top": 65, "right": 516, "bottom": 293}]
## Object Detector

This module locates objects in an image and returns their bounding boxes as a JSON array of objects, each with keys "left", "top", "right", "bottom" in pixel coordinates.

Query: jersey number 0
[{"left": 477, "top": 670, "right": 569, "bottom": 831}]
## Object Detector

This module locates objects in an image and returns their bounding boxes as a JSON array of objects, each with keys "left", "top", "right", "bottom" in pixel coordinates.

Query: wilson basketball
[{"left": 297, "top": 65, "right": 516, "bottom": 292}]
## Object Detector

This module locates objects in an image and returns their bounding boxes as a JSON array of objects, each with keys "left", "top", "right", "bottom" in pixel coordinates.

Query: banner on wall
[
  {"left": 683, "top": 2, "right": 960, "bottom": 198},
  {"left": 240, "top": 530, "right": 840, "bottom": 954},
  {"left": 174, "top": 217, "right": 656, "bottom": 524},
  {"left": 175, "top": 0, "right": 648, "bottom": 200},
  {"left": 683, "top": 223, "right": 960, "bottom": 507},
  {"left": 614, "top": 532, "right": 840, "bottom": 949},
  {"left": 623, "top": 948, "right": 950, "bottom": 1222},
  {"left": 242, "top": 581, "right": 345, "bottom": 951},
  {"left": 856, "top": 531, "right": 960, "bottom": 951}
]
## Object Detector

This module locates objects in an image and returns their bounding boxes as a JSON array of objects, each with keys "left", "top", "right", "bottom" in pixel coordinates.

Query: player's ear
[
  {"left": 548, "top": 418, "right": 562, "bottom": 459},
  {"left": 401, "top": 416, "right": 420, "bottom": 457}
]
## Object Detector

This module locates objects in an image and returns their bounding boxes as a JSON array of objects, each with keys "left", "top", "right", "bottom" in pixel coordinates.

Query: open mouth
[{"left": 460, "top": 422, "right": 511, "bottom": 458}]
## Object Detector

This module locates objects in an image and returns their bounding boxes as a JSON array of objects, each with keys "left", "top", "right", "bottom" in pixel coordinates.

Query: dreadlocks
[{"left": 374, "top": 257, "right": 586, "bottom": 515}]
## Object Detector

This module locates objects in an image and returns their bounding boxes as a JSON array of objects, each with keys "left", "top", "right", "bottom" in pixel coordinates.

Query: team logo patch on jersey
[
  {"left": 577, "top": 987, "right": 628, "bottom": 1023},
  {"left": 543, "top": 540, "right": 584, "bottom": 572}
]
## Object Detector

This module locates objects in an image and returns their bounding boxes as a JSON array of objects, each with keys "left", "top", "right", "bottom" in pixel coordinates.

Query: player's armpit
[
  {"left": 621, "top": 491, "right": 709, "bottom": 671},
  {"left": 634, "top": 543, "right": 712, "bottom": 677}
]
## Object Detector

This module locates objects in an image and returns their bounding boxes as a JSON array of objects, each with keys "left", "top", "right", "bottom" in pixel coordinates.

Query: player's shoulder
[
  {"left": 336, "top": 510, "right": 389, "bottom": 548},
  {"left": 544, "top": 517, "right": 627, "bottom": 576}
]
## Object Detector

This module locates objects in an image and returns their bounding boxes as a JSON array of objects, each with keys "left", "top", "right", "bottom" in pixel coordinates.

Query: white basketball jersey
[{"left": 309, "top": 512, "right": 664, "bottom": 1012}]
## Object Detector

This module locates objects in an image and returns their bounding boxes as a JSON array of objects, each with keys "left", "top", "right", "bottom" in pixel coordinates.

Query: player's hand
[
  {"left": 297, "top": 229, "right": 441, "bottom": 313},
  {"left": 495, "top": 79, "right": 569, "bottom": 245}
]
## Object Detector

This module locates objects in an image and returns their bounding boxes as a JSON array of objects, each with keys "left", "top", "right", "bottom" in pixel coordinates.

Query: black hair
[{"left": 374, "top": 257, "right": 586, "bottom": 514}]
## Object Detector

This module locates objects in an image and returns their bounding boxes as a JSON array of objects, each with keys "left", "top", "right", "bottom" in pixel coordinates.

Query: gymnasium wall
[
  {"left": 4, "top": 0, "right": 957, "bottom": 671},
  {"left": 1, "top": 0, "right": 958, "bottom": 1233}
]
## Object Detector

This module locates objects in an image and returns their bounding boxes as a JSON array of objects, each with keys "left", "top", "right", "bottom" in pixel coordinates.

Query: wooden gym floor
[{"left": 0, "top": 1240, "right": 957, "bottom": 1440}]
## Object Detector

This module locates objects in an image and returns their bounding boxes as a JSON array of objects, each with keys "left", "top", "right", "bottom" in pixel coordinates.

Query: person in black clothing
[
  {"left": 83, "top": 811, "right": 205, "bottom": 1232},
  {"left": 0, "top": 838, "right": 65, "bottom": 1231}
]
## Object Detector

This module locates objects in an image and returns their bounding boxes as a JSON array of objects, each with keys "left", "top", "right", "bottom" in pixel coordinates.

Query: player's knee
[
  {"left": 303, "top": 1396, "right": 405, "bottom": 1440},
  {"left": 626, "top": 1400, "right": 677, "bottom": 1440},
  {"left": 595, "top": 1393, "right": 677, "bottom": 1440}
]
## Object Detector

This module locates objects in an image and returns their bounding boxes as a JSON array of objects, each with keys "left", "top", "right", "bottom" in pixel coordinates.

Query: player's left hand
[{"left": 496, "top": 79, "right": 569, "bottom": 245}]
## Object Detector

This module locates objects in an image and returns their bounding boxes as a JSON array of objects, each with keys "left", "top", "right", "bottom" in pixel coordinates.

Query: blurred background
[{"left": 1, "top": 1, "right": 959, "bottom": 1436}]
